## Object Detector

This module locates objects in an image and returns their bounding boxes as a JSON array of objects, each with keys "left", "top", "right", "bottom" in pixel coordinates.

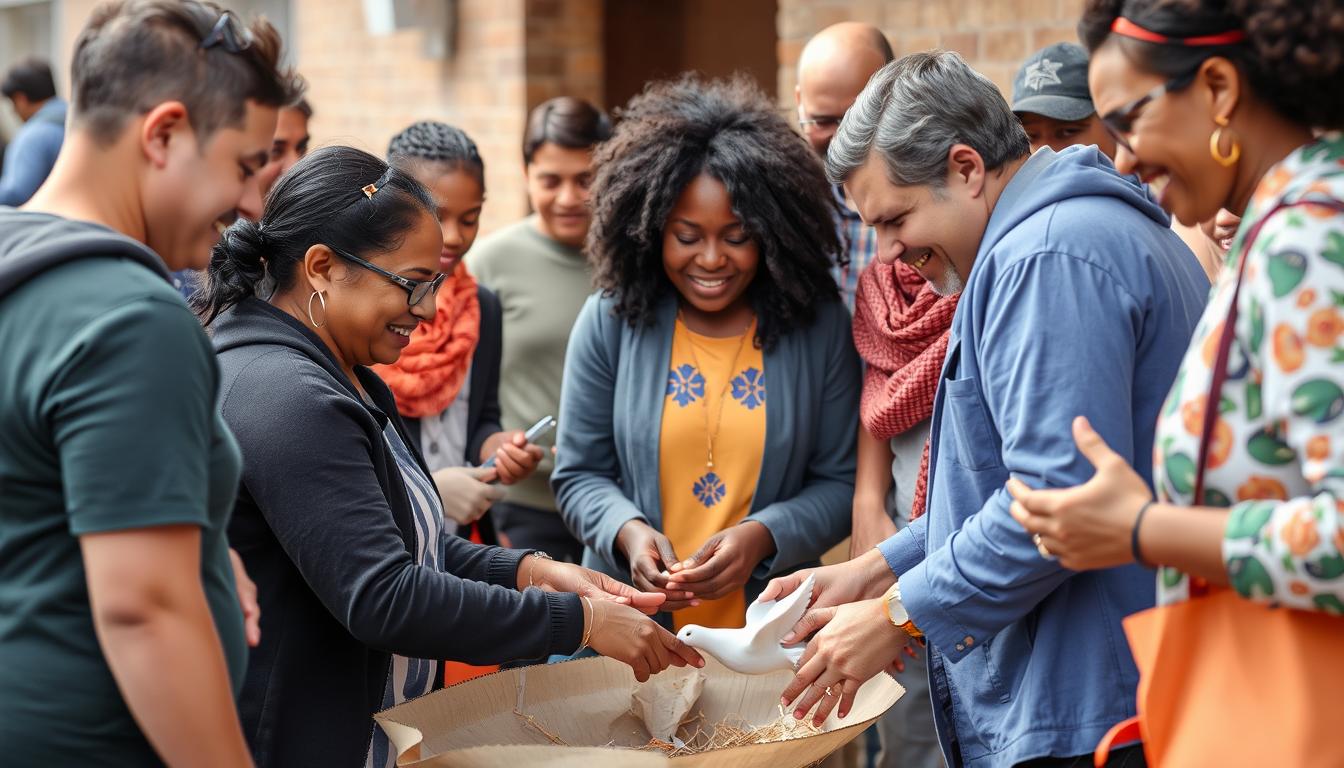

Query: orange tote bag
[{"left": 1100, "top": 590, "right": 1344, "bottom": 767}]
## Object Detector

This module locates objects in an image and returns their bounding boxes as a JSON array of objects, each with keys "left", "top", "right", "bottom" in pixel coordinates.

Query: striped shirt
[
  {"left": 830, "top": 185, "right": 879, "bottom": 313},
  {"left": 366, "top": 421, "right": 444, "bottom": 768}
]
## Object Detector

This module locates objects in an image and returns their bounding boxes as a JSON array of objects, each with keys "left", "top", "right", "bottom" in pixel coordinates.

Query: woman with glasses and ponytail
[
  {"left": 196, "top": 145, "right": 701, "bottom": 768},
  {"left": 1008, "top": 1, "right": 1344, "bottom": 764}
]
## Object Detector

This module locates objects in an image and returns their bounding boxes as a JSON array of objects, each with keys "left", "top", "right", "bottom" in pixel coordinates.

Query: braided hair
[{"left": 387, "top": 120, "right": 485, "bottom": 191}]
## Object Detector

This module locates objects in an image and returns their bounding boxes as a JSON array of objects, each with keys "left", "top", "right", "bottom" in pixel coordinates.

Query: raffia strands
[{"left": 512, "top": 706, "right": 824, "bottom": 757}]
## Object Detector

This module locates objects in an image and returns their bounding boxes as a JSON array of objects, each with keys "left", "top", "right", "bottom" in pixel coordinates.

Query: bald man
[{"left": 795, "top": 22, "right": 892, "bottom": 310}]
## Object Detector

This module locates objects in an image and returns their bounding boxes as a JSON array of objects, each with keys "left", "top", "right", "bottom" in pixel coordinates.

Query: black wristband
[{"left": 1131, "top": 500, "right": 1156, "bottom": 568}]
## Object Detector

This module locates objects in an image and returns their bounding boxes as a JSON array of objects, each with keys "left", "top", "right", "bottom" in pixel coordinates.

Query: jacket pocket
[{"left": 943, "top": 376, "right": 1002, "bottom": 472}]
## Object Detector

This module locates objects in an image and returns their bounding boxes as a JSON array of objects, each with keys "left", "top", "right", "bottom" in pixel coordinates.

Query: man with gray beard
[{"left": 763, "top": 51, "right": 1208, "bottom": 767}]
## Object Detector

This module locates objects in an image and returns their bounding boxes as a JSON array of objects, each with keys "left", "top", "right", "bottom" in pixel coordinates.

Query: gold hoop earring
[
  {"left": 307, "top": 290, "right": 328, "bottom": 328},
  {"left": 1209, "top": 115, "right": 1241, "bottom": 168}
]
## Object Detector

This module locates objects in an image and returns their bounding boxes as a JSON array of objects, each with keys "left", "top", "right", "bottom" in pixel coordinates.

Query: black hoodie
[{"left": 212, "top": 297, "right": 582, "bottom": 767}]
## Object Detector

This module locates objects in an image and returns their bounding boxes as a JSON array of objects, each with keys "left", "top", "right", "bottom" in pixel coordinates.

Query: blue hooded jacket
[{"left": 878, "top": 145, "right": 1209, "bottom": 766}]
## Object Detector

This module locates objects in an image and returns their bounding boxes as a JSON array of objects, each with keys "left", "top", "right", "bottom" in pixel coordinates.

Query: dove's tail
[{"left": 783, "top": 643, "right": 807, "bottom": 670}]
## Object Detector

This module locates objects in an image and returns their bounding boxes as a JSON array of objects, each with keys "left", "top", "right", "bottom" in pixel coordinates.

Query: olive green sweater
[{"left": 466, "top": 215, "right": 593, "bottom": 511}]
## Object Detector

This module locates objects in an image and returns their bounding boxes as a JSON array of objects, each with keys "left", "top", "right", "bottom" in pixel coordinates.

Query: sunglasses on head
[{"left": 199, "top": 10, "right": 252, "bottom": 54}]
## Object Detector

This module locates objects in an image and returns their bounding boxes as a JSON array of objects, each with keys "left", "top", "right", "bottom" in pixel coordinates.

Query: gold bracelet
[{"left": 579, "top": 596, "right": 594, "bottom": 650}]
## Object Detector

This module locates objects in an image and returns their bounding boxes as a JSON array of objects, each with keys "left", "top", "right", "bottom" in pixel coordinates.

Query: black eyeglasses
[
  {"left": 1098, "top": 69, "right": 1198, "bottom": 153},
  {"left": 199, "top": 10, "right": 252, "bottom": 54},
  {"left": 327, "top": 245, "right": 446, "bottom": 308}
]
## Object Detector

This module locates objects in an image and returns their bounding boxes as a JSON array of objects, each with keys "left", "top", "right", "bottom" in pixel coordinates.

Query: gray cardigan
[{"left": 552, "top": 292, "right": 860, "bottom": 604}]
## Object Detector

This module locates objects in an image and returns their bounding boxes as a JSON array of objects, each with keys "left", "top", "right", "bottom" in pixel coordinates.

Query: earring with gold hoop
[
  {"left": 1209, "top": 114, "right": 1241, "bottom": 168},
  {"left": 307, "top": 290, "right": 328, "bottom": 328}
]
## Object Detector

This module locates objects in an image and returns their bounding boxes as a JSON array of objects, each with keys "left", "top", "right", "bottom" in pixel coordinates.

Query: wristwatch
[{"left": 883, "top": 581, "right": 923, "bottom": 638}]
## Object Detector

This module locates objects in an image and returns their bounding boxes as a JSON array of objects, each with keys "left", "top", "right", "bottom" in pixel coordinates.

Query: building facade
[{"left": 5, "top": 0, "right": 1085, "bottom": 233}]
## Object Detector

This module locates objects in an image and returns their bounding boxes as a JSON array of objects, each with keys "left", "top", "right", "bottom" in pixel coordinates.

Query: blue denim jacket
[{"left": 879, "top": 146, "right": 1210, "bottom": 766}]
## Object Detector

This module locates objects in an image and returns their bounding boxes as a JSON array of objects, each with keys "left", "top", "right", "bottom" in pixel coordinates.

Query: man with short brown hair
[{"left": 0, "top": 2, "right": 302, "bottom": 764}]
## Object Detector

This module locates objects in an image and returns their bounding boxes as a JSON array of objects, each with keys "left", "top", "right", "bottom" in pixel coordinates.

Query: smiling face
[
  {"left": 1018, "top": 112, "right": 1117, "bottom": 158},
  {"left": 316, "top": 210, "right": 444, "bottom": 370},
  {"left": 525, "top": 141, "right": 595, "bottom": 248},
  {"left": 143, "top": 100, "right": 276, "bottom": 271},
  {"left": 1088, "top": 44, "right": 1237, "bottom": 227},
  {"left": 845, "top": 151, "right": 986, "bottom": 296},
  {"left": 662, "top": 173, "right": 760, "bottom": 328}
]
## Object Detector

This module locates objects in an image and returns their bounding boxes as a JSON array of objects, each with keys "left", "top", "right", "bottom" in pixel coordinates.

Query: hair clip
[{"left": 361, "top": 167, "right": 396, "bottom": 200}]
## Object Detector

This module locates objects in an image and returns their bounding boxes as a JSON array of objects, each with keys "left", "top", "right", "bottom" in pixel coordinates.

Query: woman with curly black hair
[
  {"left": 552, "top": 75, "right": 859, "bottom": 633},
  {"left": 1007, "top": 0, "right": 1344, "bottom": 763}
]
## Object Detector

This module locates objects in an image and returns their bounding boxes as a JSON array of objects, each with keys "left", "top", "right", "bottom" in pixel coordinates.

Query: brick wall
[
  {"left": 52, "top": 0, "right": 1091, "bottom": 233},
  {"left": 777, "top": 0, "right": 1087, "bottom": 104},
  {"left": 294, "top": 0, "right": 603, "bottom": 232},
  {"left": 54, "top": 0, "right": 603, "bottom": 234}
]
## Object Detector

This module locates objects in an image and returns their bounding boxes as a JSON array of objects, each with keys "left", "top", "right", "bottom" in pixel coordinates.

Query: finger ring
[{"left": 1033, "top": 533, "right": 1055, "bottom": 560}]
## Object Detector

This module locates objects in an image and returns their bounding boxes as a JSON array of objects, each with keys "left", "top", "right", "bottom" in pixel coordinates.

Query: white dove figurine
[{"left": 675, "top": 574, "right": 815, "bottom": 674}]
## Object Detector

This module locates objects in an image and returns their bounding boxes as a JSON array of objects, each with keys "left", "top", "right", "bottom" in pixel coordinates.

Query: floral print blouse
[{"left": 1153, "top": 133, "right": 1344, "bottom": 612}]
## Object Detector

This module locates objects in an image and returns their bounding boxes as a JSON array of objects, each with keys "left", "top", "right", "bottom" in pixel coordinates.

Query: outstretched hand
[
  {"left": 780, "top": 598, "right": 914, "bottom": 726},
  {"left": 527, "top": 556, "right": 667, "bottom": 614}
]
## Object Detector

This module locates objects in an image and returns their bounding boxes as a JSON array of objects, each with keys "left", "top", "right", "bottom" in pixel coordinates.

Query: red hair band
[{"left": 1111, "top": 16, "right": 1247, "bottom": 46}]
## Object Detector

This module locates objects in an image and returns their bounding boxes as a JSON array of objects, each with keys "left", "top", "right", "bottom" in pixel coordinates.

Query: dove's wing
[
  {"left": 743, "top": 590, "right": 774, "bottom": 628},
  {"left": 751, "top": 574, "right": 814, "bottom": 645}
]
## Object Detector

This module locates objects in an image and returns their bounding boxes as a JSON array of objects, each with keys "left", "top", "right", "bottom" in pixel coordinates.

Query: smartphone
[{"left": 480, "top": 415, "right": 556, "bottom": 469}]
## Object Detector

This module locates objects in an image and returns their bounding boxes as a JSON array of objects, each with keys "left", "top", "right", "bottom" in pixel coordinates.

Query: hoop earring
[
  {"left": 1209, "top": 115, "right": 1241, "bottom": 168},
  {"left": 307, "top": 290, "right": 328, "bottom": 328}
]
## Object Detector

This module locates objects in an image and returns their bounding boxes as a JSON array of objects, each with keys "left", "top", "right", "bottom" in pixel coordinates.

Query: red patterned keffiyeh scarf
[{"left": 852, "top": 261, "right": 960, "bottom": 518}]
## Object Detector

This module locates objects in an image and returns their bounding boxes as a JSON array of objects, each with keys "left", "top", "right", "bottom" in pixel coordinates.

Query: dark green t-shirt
[{"left": 0, "top": 231, "right": 245, "bottom": 764}]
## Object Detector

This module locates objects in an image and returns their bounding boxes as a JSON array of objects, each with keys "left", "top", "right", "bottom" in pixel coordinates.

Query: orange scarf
[{"left": 374, "top": 261, "right": 481, "bottom": 418}]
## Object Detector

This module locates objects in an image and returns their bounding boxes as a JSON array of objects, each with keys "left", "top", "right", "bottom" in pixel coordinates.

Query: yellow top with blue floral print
[
  {"left": 1152, "top": 133, "right": 1344, "bottom": 613},
  {"left": 659, "top": 318, "right": 766, "bottom": 630}
]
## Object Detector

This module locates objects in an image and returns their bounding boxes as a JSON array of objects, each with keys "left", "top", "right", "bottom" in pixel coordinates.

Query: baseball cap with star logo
[{"left": 1011, "top": 42, "right": 1096, "bottom": 122}]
